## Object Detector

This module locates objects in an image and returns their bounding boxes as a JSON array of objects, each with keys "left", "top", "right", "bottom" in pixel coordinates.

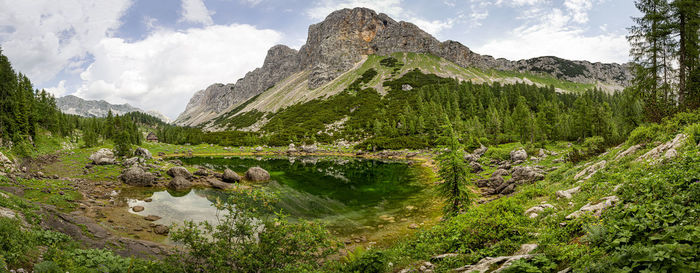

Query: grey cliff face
[{"left": 175, "top": 7, "right": 633, "bottom": 126}]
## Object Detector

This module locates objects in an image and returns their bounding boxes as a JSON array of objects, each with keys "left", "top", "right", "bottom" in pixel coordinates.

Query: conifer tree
[{"left": 436, "top": 116, "right": 470, "bottom": 216}]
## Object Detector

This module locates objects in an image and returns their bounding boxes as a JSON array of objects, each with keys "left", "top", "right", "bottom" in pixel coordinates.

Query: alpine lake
[{"left": 115, "top": 155, "right": 440, "bottom": 245}]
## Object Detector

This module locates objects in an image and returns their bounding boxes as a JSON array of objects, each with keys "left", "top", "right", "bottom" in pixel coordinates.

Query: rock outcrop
[
  {"left": 57, "top": 95, "right": 170, "bottom": 123},
  {"left": 566, "top": 196, "right": 619, "bottom": 219},
  {"left": 134, "top": 147, "right": 152, "bottom": 160},
  {"left": 175, "top": 7, "right": 632, "bottom": 127},
  {"left": 510, "top": 149, "right": 528, "bottom": 162},
  {"left": 636, "top": 134, "right": 687, "bottom": 163}
]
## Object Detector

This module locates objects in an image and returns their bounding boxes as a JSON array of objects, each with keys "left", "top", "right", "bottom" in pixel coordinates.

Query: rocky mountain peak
[{"left": 175, "top": 7, "right": 633, "bottom": 127}]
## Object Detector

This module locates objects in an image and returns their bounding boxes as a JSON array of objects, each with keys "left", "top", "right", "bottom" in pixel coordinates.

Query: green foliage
[
  {"left": 502, "top": 256, "right": 557, "bottom": 273},
  {"left": 0, "top": 218, "right": 32, "bottom": 268},
  {"left": 169, "top": 189, "right": 339, "bottom": 272},
  {"left": 113, "top": 130, "right": 132, "bottom": 157},
  {"left": 343, "top": 249, "right": 387, "bottom": 273},
  {"left": 224, "top": 109, "right": 265, "bottom": 129}
]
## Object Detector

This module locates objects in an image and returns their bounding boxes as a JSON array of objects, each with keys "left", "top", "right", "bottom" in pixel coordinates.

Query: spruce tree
[{"left": 436, "top": 116, "right": 470, "bottom": 216}]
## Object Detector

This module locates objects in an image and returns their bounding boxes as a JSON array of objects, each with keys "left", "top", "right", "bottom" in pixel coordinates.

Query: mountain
[
  {"left": 56, "top": 95, "right": 171, "bottom": 123},
  {"left": 175, "top": 7, "right": 632, "bottom": 127}
]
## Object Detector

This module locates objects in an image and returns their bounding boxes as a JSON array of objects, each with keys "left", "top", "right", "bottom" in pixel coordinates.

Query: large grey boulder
[
  {"left": 245, "top": 166, "right": 270, "bottom": 182},
  {"left": 134, "top": 147, "right": 152, "bottom": 159},
  {"left": 510, "top": 149, "right": 527, "bottom": 162},
  {"left": 167, "top": 167, "right": 192, "bottom": 179},
  {"left": 89, "top": 148, "right": 116, "bottom": 165},
  {"left": 509, "top": 166, "right": 544, "bottom": 184},
  {"left": 222, "top": 169, "right": 241, "bottom": 183},
  {"left": 119, "top": 166, "right": 156, "bottom": 187},
  {"left": 168, "top": 176, "right": 192, "bottom": 191}
]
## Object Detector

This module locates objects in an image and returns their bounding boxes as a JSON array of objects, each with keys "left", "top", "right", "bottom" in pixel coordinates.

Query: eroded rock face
[
  {"left": 119, "top": 166, "right": 156, "bottom": 187},
  {"left": 573, "top": 160, "right": 606, "bottom": 181},
  {"left": 245, "top": 166, "right": 270, "bottom": 182},
  {"left": 0, "top": 152, "right": 16, "bottom": 173},
  {"left": 524, "top": 204, "right": 554, "bottom": 218},
  {"left": 89, "top": 148, "right": 115, "bottom": 165},
  {"left": 556, "top": 186, "right": 581, "bottom": 200}
]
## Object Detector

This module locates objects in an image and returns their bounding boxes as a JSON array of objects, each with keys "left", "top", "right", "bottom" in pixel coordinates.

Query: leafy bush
[
  {"left": 169, "top": 189, "right": 339, "bottom": 272},
  {"left": 344, "top": 249, "right": 387, "bottom": 273}
]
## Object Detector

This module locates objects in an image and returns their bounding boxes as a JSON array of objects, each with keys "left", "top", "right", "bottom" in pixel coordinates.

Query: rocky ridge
[
  {"left": 57, "top": 95, "right": 171, "bottom": 123},
  {"left": 175, "top": 7, "right": 632, "bottom": 127}
]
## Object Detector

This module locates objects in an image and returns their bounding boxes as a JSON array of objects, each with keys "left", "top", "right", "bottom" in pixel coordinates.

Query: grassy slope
[{"left": 209, "top": 53, "right": 596, "bottom": 131}]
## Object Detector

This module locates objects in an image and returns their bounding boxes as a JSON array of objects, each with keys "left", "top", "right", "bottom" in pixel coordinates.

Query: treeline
[
  {"left": 628, "top": 0, "right": 699, "bottom": 121},
  {"left": 252, "top": 68, "right": 643, "bottom": 150},
  {"left": 0, "top": 49, "right": 82, "bottom": 151},
  {"left": 80, "top": 111, "right": 143, "bottom": 156}
]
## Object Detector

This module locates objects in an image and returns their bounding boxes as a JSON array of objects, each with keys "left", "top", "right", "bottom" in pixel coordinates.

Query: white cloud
[
  {"left": 70, "top": 24, "right": 282, "bottom": 119},
  {"left": 564, "top": 0, "right": 593, "bottom": 24},
  {"left": 475, "top": 8, "right": 629, "bottom": 63},
  {"left": 306, "top": 0, "right": 454, "bottom": 36},
  {"left": 180, "top": 0, "right": 214, "bottom": 25},
  {"left": 240, "top": 0, "right": 263, "bottom": 7},
  {"left": 45, "top": 80, "right": 68, "bottom": 97},
  {"left": 0, "top": 0, "right": 132, "bottom": 84}
]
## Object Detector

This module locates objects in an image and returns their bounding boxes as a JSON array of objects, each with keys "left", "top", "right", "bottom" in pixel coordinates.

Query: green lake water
[{"left": 124, "top": 156, "right": 433, "bottom": 236}]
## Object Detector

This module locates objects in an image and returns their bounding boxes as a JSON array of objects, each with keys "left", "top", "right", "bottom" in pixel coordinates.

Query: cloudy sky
[{"left": 0, "top": 0, "right": 639, "bottom": 119}]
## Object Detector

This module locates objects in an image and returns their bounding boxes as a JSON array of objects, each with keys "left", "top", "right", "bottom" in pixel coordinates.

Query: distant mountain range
[
  {"left": 56, "top": 95, "right": 171, "bottom": 123},
  {"left": 175, "top": 7, "right": 632, "bottom": 128}
]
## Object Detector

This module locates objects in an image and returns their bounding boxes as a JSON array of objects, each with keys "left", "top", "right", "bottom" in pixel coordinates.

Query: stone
[
  {"left": 510, "top": 149, "right": 528, "bottom": 161},
  {"left": 408, "top": 223, "right": 419, "bottom": 229},
  {"left": 207, "top": 178, "right": 232, "bottom": 190},
  {"left": 144, "top": 215, "right": 161, "bottom": 221},
  {"left": 123, "top": 157, "right": 144, "bottom": 167},
  {"left": 132, "top": 206, "right": 144, "bottom": 212},
  {"left": 157, "top": 152, "right": 166, "bottom": 157},
  {"left": 491, "top": 169, "right": 509, "bottom": 178},
  {"left": 222, "top": 169, "right": 241, "bottom": 183},
  {"left": 614, "top": 144, "right": 643, "bottom": 160},
  {"left": 556, "top": 186, "right": 581, "bottom": 199},
  {"left": 0, "top": 152, "right": 15, "bottom": 172},
  {"left": 431, "top": 253, "right": 461, "bottom": 261},
  {"left": 464, "top": 153, "right": 479, "bottom": 162},
  {"left": 509, "top": 166, "right": 545, "bottom": 184},
  {"left": 168, "top": 176, "right": 192, "bottom": 191},
  {"left": 636, "top": 134, "right": 688, "bottom": 162},
  {"left": 566, "top": 196, "right": 619, "bottom": 219},
  {"left": 300, "top": 144, "right": 318, "bottom": 153},
  {"left": 167, "top": 167, "right": 192, "bottom": 179},
  {"left": 287, "top": 143, "right": 297, "bottom": 153},
  {"left": 89, "top": 148, "right": 115, "bottom": 165},
  {"left": 524, "top": 204, "right": 554, "bottom": 218},
  {"left": 0, "top": 207, "right": 17, "bottom": 219},
  {"left": 453, "top": 254, "right": 535, "bottom": 273},
  {"left": 119, "top": 166, "right": 156, "bottom": 187},
  {"left": 515, "top": 244, "right": 538, "bottom": 255},
  {"left": 193, "top": 168, "right": 209, "bottom": 176},
  {"left": 469, "top": 161, "right": 483, "bottom": 173},
  {"left": 134, "top": 147, "right": 152, "bottom": 159},
  {"left": 473, "top": 145, "right": 488, "bottom": 156},
  {"left": 245, "top": 166, "right": 270, "bottom": 182},
  {"left": 255, "top": 146, "right": 264, "bottom": 152},
  {"left": 573, "top": 160, "right": 607, "bottom": 181},
  {"left": 153, "top": 224, "right": 169, "bottom": 235}
]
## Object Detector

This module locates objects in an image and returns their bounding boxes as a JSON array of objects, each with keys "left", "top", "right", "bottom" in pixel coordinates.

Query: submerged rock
[
  {"left": 132, "top": 206, "right": 144, "bottom": 212},
  {"left": 89, "top": 148, "right": 116, "bottom": 165},
  {"left": 245, "top": 166, "right": 270, "bottom": 182},
  {"left": 222, "top": 169, "right": 241, "bottom": 183},
  {"left": 207, "top": 178, "right": 232, "bottom": 190}
]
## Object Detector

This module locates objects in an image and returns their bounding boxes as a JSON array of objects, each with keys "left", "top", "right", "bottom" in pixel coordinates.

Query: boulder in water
[
  {"left": 167, "top": 167, "right": 192, "bottom": 179},
  {"left": 222, "top": 169, "right": 241, "bottom": 183},
  {"left": 245, "top": 166, "right": 270, "bottom": 182}
]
